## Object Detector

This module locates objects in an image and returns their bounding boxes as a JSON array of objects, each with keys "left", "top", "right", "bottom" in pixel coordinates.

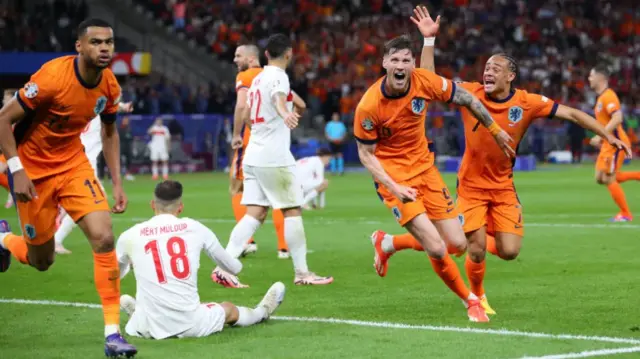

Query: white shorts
[
  {"left": 242, "top": 165, "right": 304, "bottom": 209},
  {"left": 150, "top": 146, "right": 169, "bottom": 161},
  {"left": 177, "top": 303, "right": 226, "bottom": 338},
  {"left": 125, "top": 303, "right": 226, "bottom": 339}
]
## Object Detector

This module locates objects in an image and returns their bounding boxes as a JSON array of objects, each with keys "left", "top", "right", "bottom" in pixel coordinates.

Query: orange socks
[
  {"left": 616, "top": 171, "right": 640, "bottom": 183},
  {"left": 607, "top": 182, "right": 632, "bottom": 217},
  {"left": 271, "top": 209, "right": 288, "bottom": 251},
  {"left": 93, "top": 251, "right": 120, "bottom": 330},
  {"left": 392, "top": 233, "right": 424, "bottom": 251},
  {"left": 486, "top": 235, "right": 499, "bottom": 257},
  {"left": 464, "top": 256, "right": 486, "bottom": 297},
  {"left": 0, "top": 173, "right": 9, "bottom": 190},
  {"left": 231, "top": 193, "right": 255, "bottom": 244},
  {"left": 3, "top": 234, "right": 29, "bottom": 264},
  {"left": 429, "top": 254, "right": 471, "bottom": 300}
]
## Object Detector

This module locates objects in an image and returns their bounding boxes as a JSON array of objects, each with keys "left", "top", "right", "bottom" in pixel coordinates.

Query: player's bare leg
[
  {"left": 464, "top": 226, "right": 496, "bottom": 315},
  {"left": 433, "top": 217, "right": 467, "bottom": 257},
  {"left": 212, "top": 205, "right": 267, "bottom": 288},
  {"left": 77, "top": 211, "right": 137, "bottom": 357},
  {"left": 281, "top": 206, "right": 333, "bottom": 285},
  {"left": 596, "top": 170, "right": 632, "bottom": 222},
  {"left": 404, "top": 213, "right": 488, "bottom": 322}
]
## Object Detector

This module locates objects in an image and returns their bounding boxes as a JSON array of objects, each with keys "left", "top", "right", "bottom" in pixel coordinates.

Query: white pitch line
[
  {"left": 1, "top": 298, "right": 640, "bottom": 345},
  {"left": 520, "top": 346, "right": 640, "bottom": 359}
]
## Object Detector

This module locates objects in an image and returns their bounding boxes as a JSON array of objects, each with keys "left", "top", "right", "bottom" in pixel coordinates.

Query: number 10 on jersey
[{"left": 249, "top": 89, "right": 265, "bottom": 125}]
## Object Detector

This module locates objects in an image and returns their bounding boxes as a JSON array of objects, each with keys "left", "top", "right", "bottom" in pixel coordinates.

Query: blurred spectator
[
  {"left": 118, "top": 116, "right": 136, "bottom": 181},
  {"left": 325, "top": 112, "right": 347, "bottom": 175}
]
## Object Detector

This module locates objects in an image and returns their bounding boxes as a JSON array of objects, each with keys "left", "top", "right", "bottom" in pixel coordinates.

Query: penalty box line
[
  {"left": 519, "top": 346, "right": 640, "bottom": 359},
  {"left": 1, "top": 298, "right": 639, "bottom": 346}
]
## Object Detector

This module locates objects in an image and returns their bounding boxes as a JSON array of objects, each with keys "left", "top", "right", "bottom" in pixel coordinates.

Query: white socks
[
  {"left": 318, "top": 191, "right": 326, "bottom": 208},
  {"left": 381, "top": 234, "right": 395, "bottom": 253},
  {"left": 227, "top": 215, "right": 262, "bottom": 258},
  {"left": 152, "top": 163, "right": 158, "bottom": 177},
  {"left": 233, "top": 306, "right": 267, "bottom": 327},
  {"left": 303, "top": 190, "right": 318, "bottom": 205},
  {"left": 104, "top": 324, "right": 120, "bottom": 337},
  {"left": 54, "top": 214, "right": 76, "bottom": 245},
  {"left": 162, "top": 163, "right": 169, "bottom": 177},
  {"left": 284, "top": 216, "right": 309, "bottom": 274}
]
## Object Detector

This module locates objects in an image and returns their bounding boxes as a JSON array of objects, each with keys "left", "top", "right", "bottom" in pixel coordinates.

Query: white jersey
[
  {"left": 296, "top": 156, "right": 325, "bottom": 184},
  {"left": 116, "top": 214, "right": 242, "bottom": 340},
  {"left": 243, "top": 65, "right": 295, "bottom": 167},
  {"left": 149, "top": 125, "right": 170, "bottom": 149},
  {"left": 81, "top": 116, "right": 103, "bottom": 160}
]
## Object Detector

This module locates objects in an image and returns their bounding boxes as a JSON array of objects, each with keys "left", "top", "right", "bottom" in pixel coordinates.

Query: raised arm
[
  {"left": 554, "top": 104, "right": 631, "bottom": 157},
  {"left": 410, "top": 5, "right": 440, "bottom": 73}
]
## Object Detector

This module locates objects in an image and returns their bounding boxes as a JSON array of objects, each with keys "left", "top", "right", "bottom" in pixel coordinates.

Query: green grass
[{"left": 2, "top": 164, "right": 640, "bottom": 359}]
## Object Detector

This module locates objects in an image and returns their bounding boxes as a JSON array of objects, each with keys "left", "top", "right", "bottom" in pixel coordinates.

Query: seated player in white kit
[
  {"left": 54, "top": 102, "right": 133, "bottom": 254},
  {"left": 296, "top": 148, "right": 332, "bottom": 210},
  {"left": 147, "top": 118, "right": 171, "bottom": 180},
  {"left": 117, "top": 180, "right": 286, "bottom": 340}
]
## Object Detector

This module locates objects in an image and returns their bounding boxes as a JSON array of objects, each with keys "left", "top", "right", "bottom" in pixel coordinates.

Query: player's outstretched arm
[
  {"left": 274, "top": 93, "right": 300, "bottom": 129},
  {"left": 451, "top": 87, "right": 516, "bottom": 157},
  {"left": 554, "top": 105, "right": 632, "bottom": 157},
  {"left": 204, "top": 233, "right": 242, "bottom": 275},
  {"left": 410, "top": 5, "right": 440, "bottom": 72},
  {"left": 357, "top": 141, "right": 416, "bottom": 203}
]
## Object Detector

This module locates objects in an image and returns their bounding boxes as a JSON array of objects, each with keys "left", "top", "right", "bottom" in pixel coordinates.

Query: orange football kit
[
  {"left": 355, "top": 68, "right": 481, "bottom": 304},
  {"left": 2, "top": 55, "right": 122, "bottom": 330},
  {"left": 232, "top": 67, "right": 287, "bottom": 252}
]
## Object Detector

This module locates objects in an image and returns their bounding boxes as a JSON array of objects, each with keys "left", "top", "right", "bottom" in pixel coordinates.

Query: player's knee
[
  {"left": 221, "top": 302, "right": 239, "bottom": 324},
  {"left": 91, "top": 232, "right": 116, "bottom": 253},
  {"left": 31, "top": 256, "right": 54, "bottom": 272},
  {"left": 498, "top": 248, "right": 519, "bottom": 261}
]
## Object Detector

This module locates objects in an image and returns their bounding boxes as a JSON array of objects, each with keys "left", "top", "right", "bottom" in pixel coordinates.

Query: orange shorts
[
  {"left": 376, "top": 166, "right": 457, "bottom": 226},
  {"left": 595, "top": 146, "right": 625, "bottom": 174},
  {"left": 9, "top": 160, "right": 110, "bottom": 245},
  {"left": 230, "top": 147, "right": 245, "bottom": 181},
  {"left": 456, "top": 185, "right": 523, "bottom": 237}
]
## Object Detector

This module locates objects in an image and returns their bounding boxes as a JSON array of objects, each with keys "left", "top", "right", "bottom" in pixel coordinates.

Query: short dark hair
[
  {"left": 317, "top": 148, "right": 333, "bottom": 157},
  {"left": 383, "top": 35, "right": 414, "bottom": 57},
  {"left": 265, "top": 33, "right": 292, "bottom": 59},
  {"left": 154, "top": 181, "right": 183, "bottom": 202},
  {"left": 77, "top": 18, "right": 112, "bottom": 38},
  {"left": 592, "top": 63, "right": 611, "bottom": 78}
]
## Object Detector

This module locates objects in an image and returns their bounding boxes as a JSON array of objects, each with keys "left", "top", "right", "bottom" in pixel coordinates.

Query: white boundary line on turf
[
  {"left": 1, "top": 298, "right": 640, "bottom": 345},
  {"left": 520, "top": 346, "right": 640, "bottom": 359},
  {"left": 3, "top": 216, "right": 638, "bottom": 229}
]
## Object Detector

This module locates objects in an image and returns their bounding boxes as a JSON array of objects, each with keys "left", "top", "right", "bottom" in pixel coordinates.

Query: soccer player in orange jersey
[
  {"left": 588, "top": 64, "right": 640, "bottom": 222},
  {"left": 0, "top": 19, "right": 137, "bottom": 357},
  {"left": 369, "top": 6, "right": 632, "bottom": 316},
  {"left": 228, "top": 44, "right": 306, "bottom": 260},
  {"left": 355, "top": 20, "right": 517, "bottom": 320}
]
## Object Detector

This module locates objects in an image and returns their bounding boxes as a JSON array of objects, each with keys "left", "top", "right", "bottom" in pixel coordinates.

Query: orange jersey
[
  {"left": 457, "top": 82, "right": 558, "bottom": 190},
  {"left": 15, "top": 55, "right": 121, "bottom": 180},
  {"left": 354, "top": 68, "right": 455, "bottom": 181},
  {"left": 235, "top": 67, "right": 263, "bottom": 147},
  {"left": 595, "top": 88, "right": 630, "bottom": 146}
]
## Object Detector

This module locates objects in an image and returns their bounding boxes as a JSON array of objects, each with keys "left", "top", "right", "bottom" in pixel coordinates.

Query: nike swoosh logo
[
  {"left": 95, "top": 200, "right": 104, "bottom": 204},
  {"left": 446, "top": 208, "right": 454, "bottom": 213}
]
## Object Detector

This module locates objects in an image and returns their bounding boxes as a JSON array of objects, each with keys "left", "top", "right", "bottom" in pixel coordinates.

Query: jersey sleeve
[
  {"left": 235, "top": 72, "right": 250, "bottom": 92},
  {"left": 200, "top": 223, "right": 243, "bottom": 275},
  {"left": 17, "top": 67, "right": 58, "bottom": 113},
  {"left": 101, "top": 73, "right": 122, "bottom": 124},
  {"left": 414, "top": 68, "right": 456, "bottom": 104},
  {"left": 353, "top": 100, "right": 379, "bottom": 144},
  {"left": 603, "top": 92, "right": 621, "bottom": 116},
  {"left": 527, "top": 93, "right": 559, "bottom": 119},
  {"left": 269, "top": 72, "right": 290, "bottom": 99}
]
